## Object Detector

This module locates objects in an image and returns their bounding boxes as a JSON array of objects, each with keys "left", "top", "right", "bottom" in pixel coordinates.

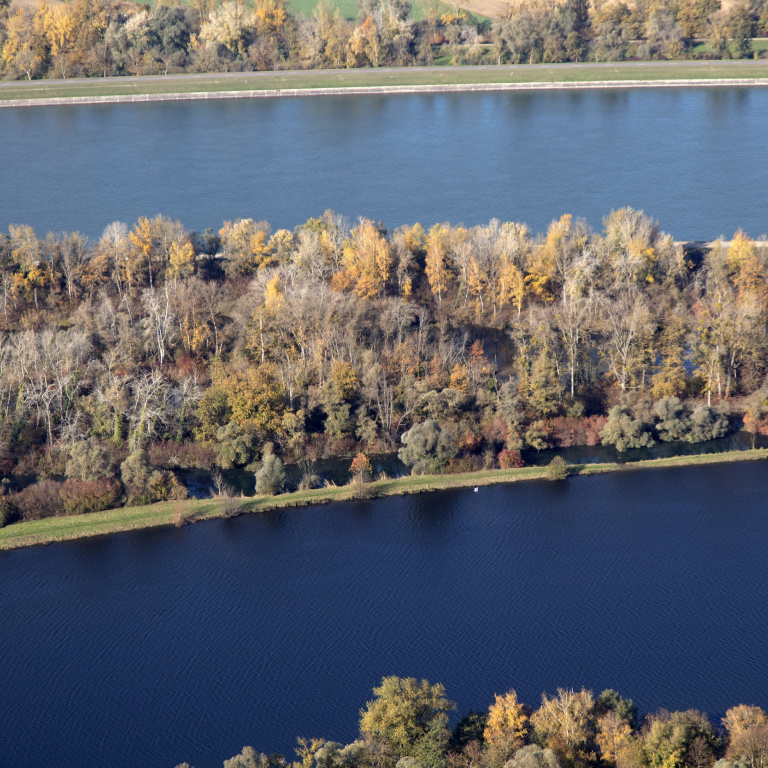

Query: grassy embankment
[
  {"left": 2, "top": 61, "right": 768, "bottom": 102},
  {"left": 1, "top": 447, "right": 766, "bottom": 551}
]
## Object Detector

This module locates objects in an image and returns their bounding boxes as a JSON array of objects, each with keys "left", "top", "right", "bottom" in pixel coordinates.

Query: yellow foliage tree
[
  {"left": 498, "top": 257, "right": 526, "bottom": 317},
  {"left": 219, "top": 219, "right": 275, "bottom": 275},
  {"left": 484, "top": 690, "right": 530, "bottom": 767},
  {"left": 449, "top": 363, "right": 468, "bottom": 391},
  {"left": 425, "top": 224, "right": 452, "bottom": 307},
  {"left": 167, "top": 240, "right": 196, "bottom": 280},
  {"left": 330, "top": 359, "right": 359, "bottom": 401},
  {"left": 256, "top": 0, "right": 288, "bottom": 35},
  {"left": 337, "top": 219, "right": 392, "bottom": 299},
  {"left": 531, "top": 688, "right": 596, "bottom": 767},
  {"left": 723, "top": 705, "right": 768, "bottom": 737},
  {"left": 596, "top": 712, "right": 636, "bottom": 768}
]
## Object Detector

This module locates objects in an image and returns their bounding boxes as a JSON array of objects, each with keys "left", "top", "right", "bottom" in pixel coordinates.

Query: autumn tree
[
  {"left": 531, "top": 688, "right": 597, "bottom": 768},
  {"left": 332, "top": 219, "right": 392, "bottom": 299},
  {"left": 723, "top": 705, "right": 768, "bottom": 768},
  {"left": 484, "top": 689, "right": 530, "bottom": 767},
  {"left": 425, "top": 225, "right": 453, "bottom": 308}
]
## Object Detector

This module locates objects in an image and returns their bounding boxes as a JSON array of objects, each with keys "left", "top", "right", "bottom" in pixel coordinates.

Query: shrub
[
  {"left": 546, "top": 456, "right": 569, "bottom": 481},
  {"left": 498, "top": 448, "right": 525, "bottom": 469},
  {"left": 148, "top": 470, "right": 189, "bottom": 502},
  {"left": 255, "top": 445, "right": 285, "bottom": 495},
  {"left": 121, "top": 449, "right": 152, "bottom": 496},
  {"left": 524, "top": 420, "right": 553, "bottom": 451},
  {"left": 14, "top": 479, "right": 65, "bottom": 520},
  {"left": 59, "top": 479, "right": 123, "bottom": 516},
  {"left": 549, "top": 415, "right": 607, "bottom": 447},
  {"left": 654, "top": 396, "right": 691, "bottom": 442},
  {"left": 0, "top": 497, "right": 16, "bottom": 527}
]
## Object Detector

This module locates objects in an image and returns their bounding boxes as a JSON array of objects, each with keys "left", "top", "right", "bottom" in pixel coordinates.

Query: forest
[
  {"left": 0, "top": 209, "right": 767, "bottom": 521},
  {"left": 1, "top": 0, "right": 768, "bottom": 82},
  {"left": 177, "top": 675, "right": 768, "bottom": 768}
]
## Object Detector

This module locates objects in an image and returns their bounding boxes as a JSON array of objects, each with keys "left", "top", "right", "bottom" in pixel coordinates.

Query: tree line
[
  {"left": 1, "top": 209, "right": 768, "bottom": 521},
  {"left": 174, "top": 675, "right": 768, "bottom": 768},
  {"left": 1, "top": 0, "right": 768, "bottom": 82}
]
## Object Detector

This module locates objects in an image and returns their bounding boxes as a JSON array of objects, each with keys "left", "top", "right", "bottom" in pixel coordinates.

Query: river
[
  {"left": 3, "top": 87, "right": 768, "bottom": 239},
  {"left": 2, "top": 461, "right": 768, "bottom": 768}
]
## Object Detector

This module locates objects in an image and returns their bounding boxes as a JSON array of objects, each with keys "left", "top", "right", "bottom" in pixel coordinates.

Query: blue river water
[
  {"left": 2, "top": 461, "right": 768, "bottom": 768},
  {"left": 2, "top": 87, "right": 768, "bottom": 240}
]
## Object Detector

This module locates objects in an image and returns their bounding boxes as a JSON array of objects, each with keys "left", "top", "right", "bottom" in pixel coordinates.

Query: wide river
[
  {"left": 3, "top": 87, "right": 768, "bottom": 239},
  {"left": 3, "top": 462, "right": 768, "bottom": 768}
]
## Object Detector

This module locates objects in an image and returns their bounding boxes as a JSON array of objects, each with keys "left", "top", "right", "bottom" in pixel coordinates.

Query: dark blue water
[
  {"left": 3, "top": 87, "right": 768, "bottom": 240},
  {"left": 2, "top": 461, "right": 768, "bottom": 768}
]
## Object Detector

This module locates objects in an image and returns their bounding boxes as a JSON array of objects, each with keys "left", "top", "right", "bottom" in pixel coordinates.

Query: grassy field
[
  {"left": 2, "top": 61, "right": 768, "bottom": 102},
  {"left": 1, "top": 447, "right": 766, "bottom": 551},
  {"left": 689, "top": 39, "right": 768, "bottom": 55}
]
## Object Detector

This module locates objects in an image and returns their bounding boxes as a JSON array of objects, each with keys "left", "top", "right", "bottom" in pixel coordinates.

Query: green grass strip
[
  {"left": 1, "top": 447, "right": 766, "bottom": 551},
  {"left": 2, "top": 62, "right": 768, "bottom": 103}
]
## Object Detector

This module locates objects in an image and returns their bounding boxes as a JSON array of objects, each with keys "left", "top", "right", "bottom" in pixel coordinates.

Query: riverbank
[
  {"left": 2, "top": 61, "right": 768, "bottom": 106},
  {"left": 1, "top": 447, "right": 766, "bottom": 551}
]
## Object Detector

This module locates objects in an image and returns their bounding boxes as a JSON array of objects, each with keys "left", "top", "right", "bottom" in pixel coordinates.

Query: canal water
[{"left": 2, "top": 461, "right": 768, "bottom": 768}]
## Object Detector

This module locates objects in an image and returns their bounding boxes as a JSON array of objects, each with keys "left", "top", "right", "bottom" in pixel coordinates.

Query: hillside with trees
[
  {"left": 176, "top": 675, "right": 768, "bottom": 768},
  {"left": 1, "top": 0, "right": 768, "bottom": 81},
  {"left": 0, "top": 209, "right": 767, "bottom": 521}
]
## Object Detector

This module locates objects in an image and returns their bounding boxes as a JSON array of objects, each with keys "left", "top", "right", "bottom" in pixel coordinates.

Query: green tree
[
  {"left": 597, "top": 690, "right": 637, "bottom": 730},
  {"left": 66, "top": 439, "right": 114, "bottom": 481},
  {"left": 359, "top": 676, "right": 456, "bottom": 765},
  {"left": 398, "top": 420, "right": 457, "bottom": 475},
  {"left": 642, "top": 710, "right": 722, "bottom": 768},
  {"left": 600, "top": 407, "right": 655, "bottom": 452}
]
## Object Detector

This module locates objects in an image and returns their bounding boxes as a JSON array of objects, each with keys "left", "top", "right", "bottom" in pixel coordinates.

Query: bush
[
  {"left": 14, "top": 479, "right": 65, "bottom": 520},
  {"left": 255, "top": 446, "right": 285, "bottom": 495},
  {"left": 498, "top": 448, "right": 525, "bottom": 469},
  {"left": 546, "top": 456, "right": 569, "bottom": 481},
  {"left": 654, "top": 396, "right": 690, "bottom": 442},
  {"left": 121, "top": 449, "right": 152, "bottom": 496},
  {"left": 60, "top": 478, "right": 123, "bottom": 515},
  {"left": 148, "top": 470, "right": 189, "bottom": 502},
  {"left": 0, "top": 497, "right": 16, "bottom": 527}
]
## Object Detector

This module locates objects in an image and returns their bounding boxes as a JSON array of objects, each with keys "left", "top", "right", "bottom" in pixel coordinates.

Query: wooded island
[{"left": 0, "top": 209, "right": 766, "bottom": 523}]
